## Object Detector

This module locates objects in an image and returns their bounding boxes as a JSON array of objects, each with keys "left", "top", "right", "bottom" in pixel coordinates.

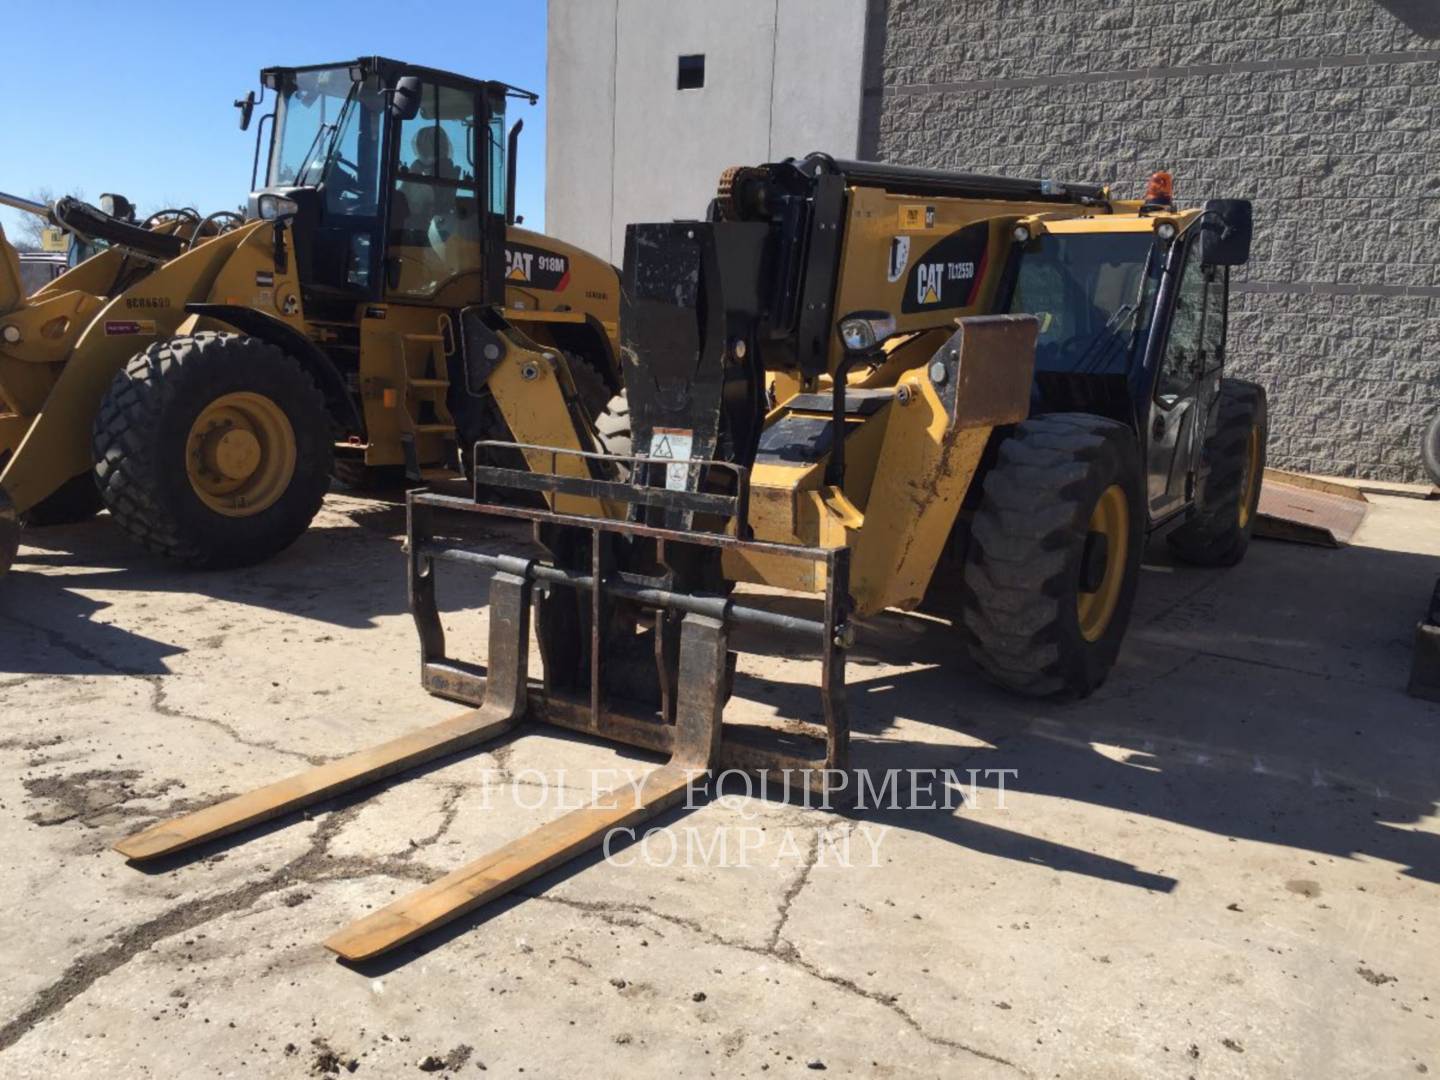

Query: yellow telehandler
[
  {"left": 0, "top": 56, "right": 620, "bottom": 577},
  {"left": 120, "top": 157, "right": 1266, "bottom": 961}
]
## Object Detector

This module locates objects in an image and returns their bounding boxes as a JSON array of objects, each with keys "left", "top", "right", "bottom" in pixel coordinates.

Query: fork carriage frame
[{"left": 413, "top": 438, "right": 853, "bottom": 780}]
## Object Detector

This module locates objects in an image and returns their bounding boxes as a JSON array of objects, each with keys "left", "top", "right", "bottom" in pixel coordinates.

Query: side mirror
[
  {"left": 235, "top": 90, "right": 256, "bottom": 131},
  {"left": 1198, "top": 199, "right": 1252, "bottom": 267},
  {"left": 98, "top": 193, "right": 135, "bottom": 222},
  {"left": 837, "top": 310, "right": 897, "bottom": 355},
  {"left": 390, "top": 76, "right": 423, "bottom": 121}
]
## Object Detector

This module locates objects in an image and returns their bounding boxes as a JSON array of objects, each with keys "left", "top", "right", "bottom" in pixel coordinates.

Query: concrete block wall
[{"left": 867, "top": 0, "right": 1440, "bottom": 482}]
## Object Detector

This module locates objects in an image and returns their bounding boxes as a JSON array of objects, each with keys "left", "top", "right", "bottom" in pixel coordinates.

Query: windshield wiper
[
  {"left": 1074, "top": 302, "right": 1137, "bottom": 375},
  {"left": 293, "top": 120, "right": 336, "bottom": 187}
]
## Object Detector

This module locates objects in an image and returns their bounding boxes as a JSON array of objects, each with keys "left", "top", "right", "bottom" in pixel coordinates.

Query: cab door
[
  {"left": 383, "top": 78, "right": 501, "bottom": 307},
  {"left": 1145, "top": 235, "right": 1225, "bottom": 522}
]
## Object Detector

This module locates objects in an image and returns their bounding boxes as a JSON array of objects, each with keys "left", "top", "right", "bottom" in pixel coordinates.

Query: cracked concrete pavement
[{"left": 1, "top": 489, "right": 1438, "bottom": 1078}]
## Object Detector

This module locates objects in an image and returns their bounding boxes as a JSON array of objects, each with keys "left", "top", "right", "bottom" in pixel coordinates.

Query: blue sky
[{"left": 0, "top": 0, "right": 549, "bottom": 242}]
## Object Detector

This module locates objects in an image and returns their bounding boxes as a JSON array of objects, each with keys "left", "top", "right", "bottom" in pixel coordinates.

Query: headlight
[
  {"left": 837, "top": 311, "right": 897, "bottom": 354},
  {"left": 1013, "top": 225, "right": 1031, "bottom": 243},
  {"left": 257, "top": 194, "right": 300, "bottom": 221},
  {"left": 1155, "top": 221, "right": 1177, "bottom": 241},
  {"left": 840, "top": 319, "right": 876, "bottom": 352}
]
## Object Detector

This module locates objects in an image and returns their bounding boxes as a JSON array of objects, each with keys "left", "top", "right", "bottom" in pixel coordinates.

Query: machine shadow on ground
[
  {"left": 7, "top": 498, "right": 1438, "bottom": 936},
  {"left": 732, "top": 535, "right": 1440, "bottom": 893},
  {"left": 0, "top": 489, "right": 527, "bottom": 675}
]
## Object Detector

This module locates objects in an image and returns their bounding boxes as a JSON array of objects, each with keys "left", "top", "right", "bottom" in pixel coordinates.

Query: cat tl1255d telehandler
[
  {"left": 0, "top": 56, "right": 620, "bottom": 578},
  {"left": 119, "top": 156, "right": 1263, "bottom": 960}
]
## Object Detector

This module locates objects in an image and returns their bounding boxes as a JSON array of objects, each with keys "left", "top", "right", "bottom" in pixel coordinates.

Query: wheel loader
[
  {"left": 118, "top": 156, "right": 1265, "bottom": 961},
  {"left": 0, "top": 55, "right": 620, "bottom": 577},
  {"left": 0, "top": 190, "right": 252, "bottom": 526}
]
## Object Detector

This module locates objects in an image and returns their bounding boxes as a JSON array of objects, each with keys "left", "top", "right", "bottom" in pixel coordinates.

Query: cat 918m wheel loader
[
  {"left": 119, "top": 155, "right": 1263, "bottom": 961},
  {"left": 0, "top": 56, "right": 620, "bottom": 578}
]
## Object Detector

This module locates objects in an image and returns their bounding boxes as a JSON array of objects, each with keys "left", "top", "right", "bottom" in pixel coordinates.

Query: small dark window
[{"left": 677, "top": 54, "right": 705, "bottom": 90}]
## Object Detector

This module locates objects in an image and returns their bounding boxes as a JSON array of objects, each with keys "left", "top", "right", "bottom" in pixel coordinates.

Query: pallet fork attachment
[{"left": 117, "top": 446, "right": 850, "bottom": 962}]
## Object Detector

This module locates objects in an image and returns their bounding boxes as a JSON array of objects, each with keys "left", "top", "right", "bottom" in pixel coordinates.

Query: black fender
[{"left": 185, "top": 303, "right": 361, "bottom": 435}]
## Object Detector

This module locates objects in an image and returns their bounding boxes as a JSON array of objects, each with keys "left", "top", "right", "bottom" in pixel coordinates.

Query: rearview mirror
[
  {"left": 235, "top": 90, "right": 256, "bottom": 131},
  {"left": 390, "top": 76, "right": 423, "bottom": 121},
  {"left": 1199, "top": 199, "right": 1253, "bottom": 267}
]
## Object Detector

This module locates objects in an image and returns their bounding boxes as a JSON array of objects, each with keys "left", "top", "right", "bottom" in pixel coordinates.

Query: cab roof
[{"left": 259, "top": 56, "right": 537, "bottom": 103}]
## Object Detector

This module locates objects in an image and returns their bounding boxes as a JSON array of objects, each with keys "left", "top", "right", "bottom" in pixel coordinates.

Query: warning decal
[
  {"left": 898, "top": 204, "right": 935, "bottom": 230},
  {"left": 650, "top": 427, "right": 694, "bottom": 492}
]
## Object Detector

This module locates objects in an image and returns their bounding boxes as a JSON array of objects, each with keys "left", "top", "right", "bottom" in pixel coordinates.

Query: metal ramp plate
[{"left": 1256, "top": 479, "right": 1369, "bottom": 547}]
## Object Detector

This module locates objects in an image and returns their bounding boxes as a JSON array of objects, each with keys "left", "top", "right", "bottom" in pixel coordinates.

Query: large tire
[
  {"left": 594, "top": 392, "right": 632, "bottom": 457},
  {"left": 1167, "top": 379, "right": 1268, "bottom": 567},
  {"left": 22, "top": 472, "right": 103, "bottom": 526},
  {"left": 568, "top": 353, "right": 611, "bottom": 422},
  {"left": 92, "top": 332, "right": 333, "bottom": 568},
  {"left": 1422, "top": 411, "right": 1440, "bottom": 487},
  {"left": 960, "top": 413, "right": 1145, "bottom": 699}
]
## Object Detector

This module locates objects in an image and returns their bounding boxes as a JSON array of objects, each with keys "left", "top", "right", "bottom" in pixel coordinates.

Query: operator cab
[
  {"left": 241, "top": 57, "right": 534, "bottom": 309},
  {"left": 1001, "top": 187, "right": 1252, "bottom": 524}
]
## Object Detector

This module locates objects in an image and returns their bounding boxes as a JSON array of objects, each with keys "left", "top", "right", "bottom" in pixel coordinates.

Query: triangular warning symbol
[
  {"left": 653, "top": 435, "right": 674, "bottom": 458},
  {"left": 923, "top": 286, "right": 940, "bottom": 304}
]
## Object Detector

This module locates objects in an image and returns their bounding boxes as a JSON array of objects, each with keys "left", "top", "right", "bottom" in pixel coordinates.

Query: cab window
[
  {"left": 1008, "top": 232, "right": 1156, "bottom": 376},
  {"left": 487, "top": 101, "right": 507, "bottom": 216}
]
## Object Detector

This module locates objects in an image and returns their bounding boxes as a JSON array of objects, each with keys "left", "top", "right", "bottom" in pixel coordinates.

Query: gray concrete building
[
  {"left": 547, "top": 0, "right": 1440, "bottom": 482},
  {"left": 546, "top": 0, "right": 871, "bottom": 263}
]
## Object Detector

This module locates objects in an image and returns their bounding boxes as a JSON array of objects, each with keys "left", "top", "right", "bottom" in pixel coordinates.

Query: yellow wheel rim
[
  {"left": 1077, "top": 484, "right": 1129, "bottom": 643},
  {"left": 1238, "top": 425, "right": 1261, "bottom": 529},
  {"left": 184, "top": 391, "right": 296, "bottom": 517}
]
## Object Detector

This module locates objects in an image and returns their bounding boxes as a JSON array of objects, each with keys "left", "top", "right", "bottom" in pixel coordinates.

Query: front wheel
[
  {"left": 93, "top": 332, "right": 334, "bottom": 568},
  {"left": 960, "top": 413, "right": 1145, "bottom": 699}
]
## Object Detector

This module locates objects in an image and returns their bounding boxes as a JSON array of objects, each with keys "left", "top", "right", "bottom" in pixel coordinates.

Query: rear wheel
[
  {"left": 93, "top": 332, "right": 333, "bottom": 568},
  {"left": 960, "top": 413, "right": 1145, "bottom": 698},
  {"left": 22, "top": 472, "right": 103, "bottom": 526},
  {"left": 1167, "top": 379, "right": 1268, "bottom": 567}
]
